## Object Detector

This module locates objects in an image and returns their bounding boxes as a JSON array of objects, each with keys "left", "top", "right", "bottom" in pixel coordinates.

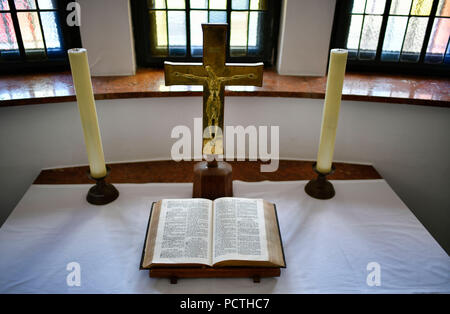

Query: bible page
[
  {"left": 152, "top": 199, "right": 213, "bottom": 265},
  {"left": 212, "top": 198, "right": 268, "bottom": 264}
]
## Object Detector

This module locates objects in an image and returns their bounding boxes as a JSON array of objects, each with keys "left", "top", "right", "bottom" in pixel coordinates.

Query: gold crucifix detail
[{"left": 164, "top": 24, "right": 263, "bottom": 156}]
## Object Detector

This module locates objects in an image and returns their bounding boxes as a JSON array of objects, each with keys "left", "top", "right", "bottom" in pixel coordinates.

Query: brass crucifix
[{"left": 165, "top": 24, "right": 263, "bottom": 156}]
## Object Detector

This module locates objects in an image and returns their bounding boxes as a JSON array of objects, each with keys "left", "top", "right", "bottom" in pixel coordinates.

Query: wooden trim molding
[{"left": 34, "top": 160, "right": 382, "bottom": 184}]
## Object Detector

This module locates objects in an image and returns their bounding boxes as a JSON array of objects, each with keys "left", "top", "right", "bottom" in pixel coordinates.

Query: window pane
[
  {"left": 190, "top": 0, "right": 207, "bottom": 9},
  {"left": 425, "top": 18, "right": 450, "bottom": 63},
  {"left": 154, "top": 11, "right": 167, "bottom": 47},
  {"left": 250, "top": 0, "right": 267, "bottom": 10},
  {"left": 40, "top": 11, "right": 62, "bottom": 50},
  {"left": 148, "top": 0, "right": 166, "bottom": 9},
  {"left": 167, "top": 0, "right": 185, "bottom": 9},
  {"left": 230, "top": 11, "right": 248, "bottom": 56},
  {"left": 248, "top": 11, "right": 265, "bottom": 56},
  {"left": 209, "top": 10, "right": 226, "bottom": 23},
  {"left": 390, "top": 0, "right": 412, "bottom": 15},
  {"left": 410, "top": 0, "right": 433, "bottom": 15},
  {"left": 365, "top": 0, "right": 385, "bottom": 14},
  {"left": 17, "top": 11, "right": 45, "bottom": 57},
  {"left": 149, "top": 10, "right": 168, "bottom": 56},
  {"left": 0, "top": 13, "right": 18, "bottom": 50},
  {"left": 437, "top": 0, "right": 450, "bottom": 16},
  {"left": 359, "top": 15, "right": 382, "bottom": 60},
  {"left": 14, "top": 0, "right": 36, "bottom": 10},
  {"left": 232, "top": 0, "right": 249, "bottom": 10},
  {"left": 37, "top": 0, "right": 56, "bottom": 9},
  {"left": 401, "top": 16, "right": 428, "bottom": 62},
  {"left": 381, "top": 16, "right": 408, "bottom": 61},
  {"left": 190, "top": 10, "right": 207, "bottom": 56},
  {"left": 346, "top": 14, "right": 363, "bottom": 59},
  {"left": 210, "top": 0, "right": 226, "bottom": 10},
  {"left": 38, "top": 0, "right": 57, "bottom": 10},
  {"left": 0, "top": 0, "right": 9, "bottom": 10},
  {"left": 168, "top": 10, "right": 186, "bottom": 56},
  {"left": 248, "top": 11, "right": 258, "bottom": 47},
  {"left": 352, "top": 0, "right": 366, "bottom": 14},
  {"left": 346, "top": 15, "right": 363, "bottom": 49}
]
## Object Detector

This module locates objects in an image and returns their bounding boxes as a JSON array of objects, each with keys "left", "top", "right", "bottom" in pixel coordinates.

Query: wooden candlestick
[
  {"left": 87, "top": 167, "right": 119, "bottom": 205},
  {"left": 304, "top": 163, "right": 335, "bottom": 200}
]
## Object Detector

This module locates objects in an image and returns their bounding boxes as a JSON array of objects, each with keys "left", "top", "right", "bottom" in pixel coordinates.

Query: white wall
[
  {"left": 277, "top": 0, "right": 336, "bottom": 76},
  {"left": 0, "top": 97, "right": 449, "bottom": 253},
  {"left": 78, "top": 0, "right": 136, "bottom": 76}
]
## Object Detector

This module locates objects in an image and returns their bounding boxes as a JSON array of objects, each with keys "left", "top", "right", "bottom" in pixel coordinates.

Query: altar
[{"left": 0, "top": 161, "right": 448, "bottom": 294}]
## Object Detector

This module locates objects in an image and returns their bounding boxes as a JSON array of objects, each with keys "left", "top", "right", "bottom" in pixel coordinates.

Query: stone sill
[{"left": 0, "top": 68, "right": 448, "bottom": 108}]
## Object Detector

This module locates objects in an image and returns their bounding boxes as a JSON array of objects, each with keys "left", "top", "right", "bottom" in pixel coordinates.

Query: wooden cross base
[
  {"left": 149, "top": 267, "right": 281, "bottom": 284},
  {"left": 193, "top": 160, "right": 233, "bottom": 200}
]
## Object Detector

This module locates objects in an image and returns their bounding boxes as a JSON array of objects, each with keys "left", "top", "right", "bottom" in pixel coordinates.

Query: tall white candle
[
  {"left": 68, "top": 48, "right": 107, "bottom": 178},
  {"left": 316, "top": 49, "right": 348, "bottom": 174}
]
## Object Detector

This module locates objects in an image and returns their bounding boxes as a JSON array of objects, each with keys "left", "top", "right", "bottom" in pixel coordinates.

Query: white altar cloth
[{"left": 0, "top": 180, "right": 448, "bottom": 294}]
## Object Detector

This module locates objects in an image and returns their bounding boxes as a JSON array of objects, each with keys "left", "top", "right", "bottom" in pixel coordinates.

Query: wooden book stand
[{"left": 150, "top": 267, "right": 281, "bottom": 284}]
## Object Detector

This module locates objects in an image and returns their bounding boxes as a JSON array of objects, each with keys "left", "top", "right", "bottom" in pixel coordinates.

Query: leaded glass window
[
  {"left": 132, "top": 0, "right": 281, "bottom": 66},
  {"left": 332, "top": 0, "right": 449, "bottom": 75},
  {"left": 0, "top": 0, "right": 81, "bottom": 72}
]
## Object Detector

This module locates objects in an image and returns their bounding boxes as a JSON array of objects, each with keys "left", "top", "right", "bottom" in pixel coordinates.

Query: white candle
[
  {"left": 68, "top": 48, "right": 107, "bottom": 178},
  {"left": 316, "top": 49, "right": 348, "bottom": 174}
]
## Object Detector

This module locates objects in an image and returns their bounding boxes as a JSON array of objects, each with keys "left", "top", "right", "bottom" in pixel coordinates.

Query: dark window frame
[
  {"left": 0, "top": 0, "right": 81, "bottom": 74},
  {"left": 330, "top": 0, "right": 449, "bottom": 76},
  {"left": 131, "top": 0, "right": 282, "bottom": 68}
]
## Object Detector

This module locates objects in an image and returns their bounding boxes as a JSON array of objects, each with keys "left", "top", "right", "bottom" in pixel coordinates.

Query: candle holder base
[
  {"left": 87, "top": 167, "right": 119, "bottom": 205},
  {"left": 305, "top": 163, "right": 335, "bottom": 200}
]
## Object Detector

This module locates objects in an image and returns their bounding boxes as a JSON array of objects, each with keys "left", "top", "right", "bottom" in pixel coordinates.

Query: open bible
[{"left": 140, "top": 198, "right": 285, "bottom": 269}]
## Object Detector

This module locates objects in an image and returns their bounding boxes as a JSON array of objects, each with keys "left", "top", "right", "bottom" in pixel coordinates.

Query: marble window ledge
[{"left": 0, "top": 68, "right": 448, "bottom": 108}]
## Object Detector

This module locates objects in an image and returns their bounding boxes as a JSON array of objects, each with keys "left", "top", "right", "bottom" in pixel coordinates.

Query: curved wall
[{"left": 0, "top": 96, "right": 449, "bottom": 252}]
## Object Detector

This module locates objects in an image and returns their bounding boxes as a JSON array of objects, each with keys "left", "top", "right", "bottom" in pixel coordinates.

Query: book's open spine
[
  {"left": 273, "top": 205, "right": 287, "bottom": 269},
  {"left": 139, "top": 202, "right": 156, "bottom": 270},
  {"left": 139, "top": 202, "right": 155, "bottom": 270}
]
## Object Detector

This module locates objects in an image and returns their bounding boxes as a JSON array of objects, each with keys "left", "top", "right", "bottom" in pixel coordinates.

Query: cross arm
[
  {"left": 164, "top": 62, "right": 207, "bottom": 86},
  {"left": 222, "top": 62, "right": 264, "bottom": 87}
]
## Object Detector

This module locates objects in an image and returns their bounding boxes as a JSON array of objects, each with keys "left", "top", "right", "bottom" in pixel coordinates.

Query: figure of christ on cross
[
  {"left": 164, "top": 24, "right": 263, "bottom": 157},
  {"left": 174, "top": 66, "right": 256, "bottom": 154}
]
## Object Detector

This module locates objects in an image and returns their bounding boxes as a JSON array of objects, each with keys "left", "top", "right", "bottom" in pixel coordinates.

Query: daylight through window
[
  {"left": 344, "top": 0, "right": 450, "bottom": 65},
  {"left": 0, "top": 0, "right": 65, "bottom": 60},
  {"left": 134, "top": 0, "right": 279, "bottom": 66}
]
